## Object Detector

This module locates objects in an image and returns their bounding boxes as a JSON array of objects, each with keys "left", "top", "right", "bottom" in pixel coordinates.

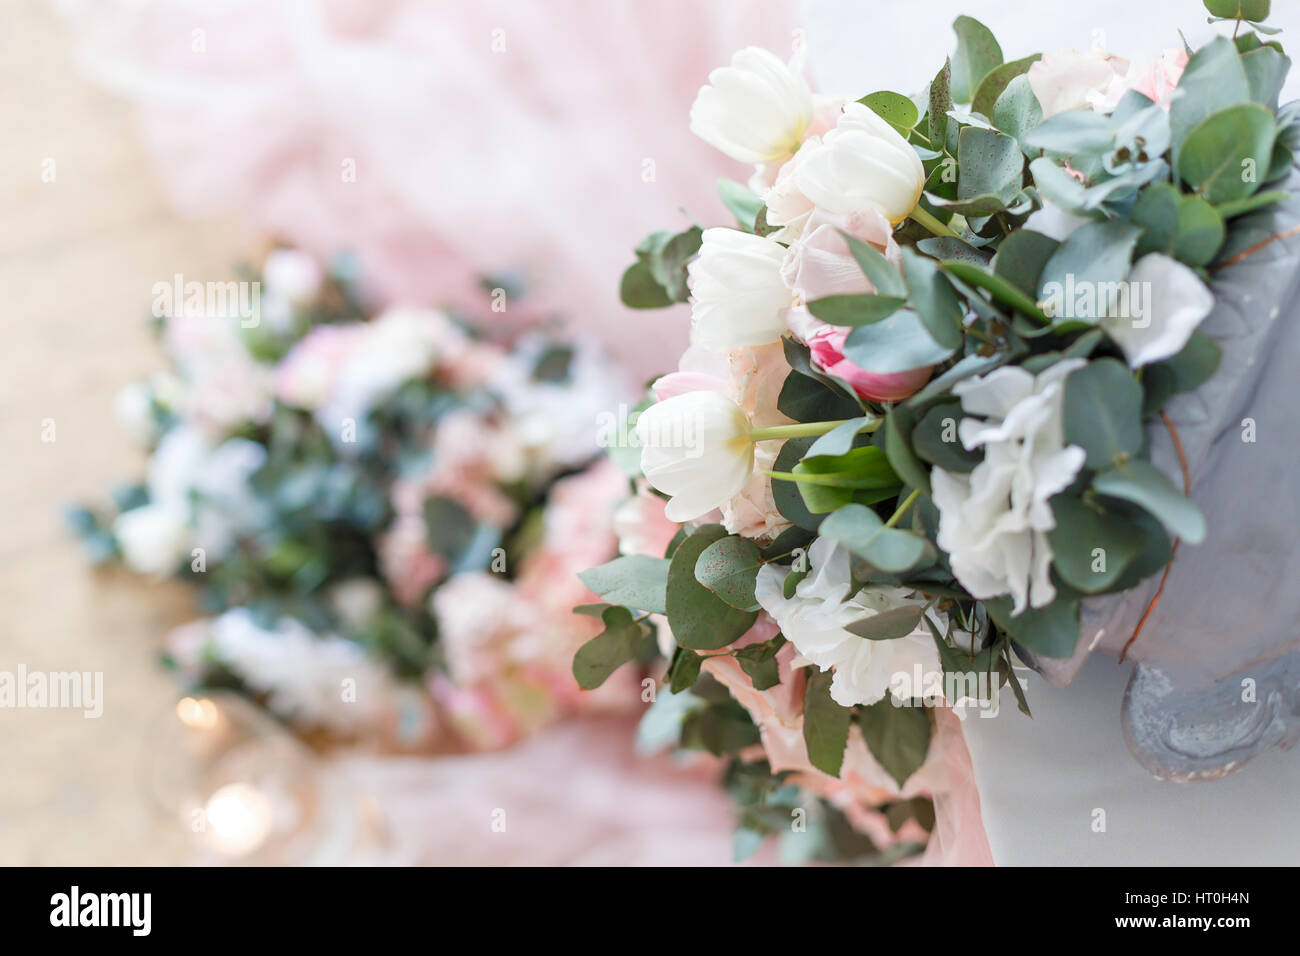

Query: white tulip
[
  {"left": 1102, "top": 253, "right": 1214, "bottom": 368},
  {"left": 791, "top": 102, "right": 926, "bottom": 225},
  {"left": 114, "top": 503, "right": 190, "bottom": 577},
  {"left": 688, "top": 228, "right": 793, "bottom": 349},
  {"left": 755, "top": 537, "right": 942, "bottom": 707},
  {"left": 636, "top": 390, "right": 754, "bottom": 522},
  {"left": 931, "top": 360, "right": 1087, "bottom": 615},
  {"left": 689, "top": 46, "right": 813, "bottom": 164}
]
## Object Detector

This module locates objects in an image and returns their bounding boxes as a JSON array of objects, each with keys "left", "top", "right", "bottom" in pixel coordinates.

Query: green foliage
[
  {"left": 855, "top": 700, "right": 931, "bottom": 788},
  {"left": 860, "top": 90, "right": 919, "bottom": 136},
  {"left": 694, "top": 535, "right": 764, "bottom": 610},
  {"left": 802, "top": 669, "right": 851, "bottom": 776},
  {"left": 572, "top": 606, "right": 654, "bottom": 690},
  {"left": 666, "top": 525, "right": 759, "bottom": 649},
  {"left": 579, "top": 554, "right": 669, "bottom": 614},
  {"left": 949, "top": 15, "right": 1003, "bottom": 104},
  {"left": 620, "top": 227, "right": 703, "bottom": 308}
]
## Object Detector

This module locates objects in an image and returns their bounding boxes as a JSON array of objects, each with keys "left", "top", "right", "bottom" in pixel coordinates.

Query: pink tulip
[{"left": 806, "top": 323, "right": 931, "bottom": 402}]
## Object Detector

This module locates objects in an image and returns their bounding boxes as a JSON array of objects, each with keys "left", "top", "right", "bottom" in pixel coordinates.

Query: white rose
[
  {"left": 689, "top": 46, "right": 813, "bottom": 164},
  {"left": 113, "top": 503, "right": 190, "bottom": 577},
  {"left": 931, "top": 360, "right": 1087, "bottom": 614},
  {"left": 790, "top": 102, "right": 925, "bottom": 225},
  {"left": 755, "top": 537, "right": 942, "bottom": 707},
  {"left": 636, "top": 390, "right": 754, "bottom": 522},
  {"left": 688, "top": 228, "right": 793, "bottom": 349},
  {"left": 1102, "top": 253, "right": 1214, "bottom": 368}
]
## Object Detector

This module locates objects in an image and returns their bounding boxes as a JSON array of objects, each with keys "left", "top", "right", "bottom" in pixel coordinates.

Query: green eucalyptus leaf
[
  {"left": 694, "top": 535, "right": 764, "bottom": 611},
  {"left": 929, "top": 58, "right": 953, "bottom": 147},
  {"left": 992, "top": 229, "right": 1060, "bottom": 296},
  {"left": 861, "top": 90, "right": 920, "bottom": 135},
  {"left": 1132, "top": 182, "right": 1226, "bottom": 267},
  {"left": 1047, "top": 495, "right": 1148, "bottom": 593},
  {"left": 735, "top": 635, "right": 786, "bottom": 691},
  {"left": 807, "top": 293, "right": 907, "bottom": 326},
  {"left": 619, "top": 259, "right": 674, "bottom": 308},
  {"left": 1093, "top": 461, "right": 1206, "bottom": 544},
  {"left": 846, "top": 605, "right": 925, "bottom": 641},
  {"left": 957, "top": 126, "right": 1024, "bottom": 204},
  {"left": 819, "top": 503, "right": 935, "bottom": 573},
  {"left": 856, "top": 700, "right": 931, "bottom": 788},
  {"left": 942, "top": 259, "right": 1051, "bottom": 324},
  {"left": 1169, "top": 37, "right": 1251, "bottom": 162},
  {"left": 668, "top": 648, "right": 703, "bottom": 694},
  {"left": 985, "top": 597, "right": 1081, "bottom": 659},
  {"left": 971, "top": 54, "right": 1042, "bottom": 119},
  {"left": 803, "top": 668, "right": 852, "bottom": 776},
  {"left": 1177, "top": 103, "right": 1276, "bottom": 204},
  {"left": 666, "top": 525, "right": 759, "bottom": 649},
  {"left": 578, "top": 554, "right": 670, "bottom": 614},
  {"left": 1037, "top": 220, "right": 1143, "bottom": 321},
  {"left": 883, "top": 406, "right": 931, "bottom": 497},
  {"left": 913, "top": 403, "right": 981, "bottom": 472},
  {"left": 572, "top": 606, "right": 651, "bottom": 690},
  {"left": 1203, "top": 0, "right": 1270, "bottom": 22},
  {"left": 1063, "top": 358, "right": 1145, "bottom": 469},
  {"left": 950, "top": 15, "right": 1004, "bottom": 104},
  {"left": 1028, "top": 156, "right": 1090, "bottom": 213},
  {"left": 901, "top": 248, "right": 964, "bottom": 351},
  {"left": 1240, "top": 44, "right": 1289, "bottom": 110},
  {"left": 841, "top": 232, "right": 907, "bottom": 297},
  {"left": 992, "top": 74, "right": 1043, "bottom": 145},
  {"left": 841, "top": 310, "right": 956, "bottom": 374},
  {"left": 717, "top": 178, "right": 764, "bottom": 232}
]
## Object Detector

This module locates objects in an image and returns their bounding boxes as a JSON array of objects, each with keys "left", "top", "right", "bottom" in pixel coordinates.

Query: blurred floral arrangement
[
  {"left": 574, "top": 1, "right": 1295, "bottom": 862},
  {"left": 70, "top": 248, "right": 637, "bottom": 752}
]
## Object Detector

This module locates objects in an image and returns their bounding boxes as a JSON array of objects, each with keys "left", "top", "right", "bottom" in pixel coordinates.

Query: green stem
[
  {"left": 748, "top": 419, "right": 859, "bottom": 442},
  {"left": 884, "top": 488, "right": 922, "bottom": 529},
  {"left": 908, "top": 205, "right": 961, "bottom": 240}
]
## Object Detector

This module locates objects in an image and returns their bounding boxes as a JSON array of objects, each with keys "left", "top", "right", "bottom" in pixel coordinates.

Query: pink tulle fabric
[
  {"left": 338, "top": 718, "right": 772, "bottom": 866},
  {"left": 61, "top": 0, "right": 799, "bottom": 379}
]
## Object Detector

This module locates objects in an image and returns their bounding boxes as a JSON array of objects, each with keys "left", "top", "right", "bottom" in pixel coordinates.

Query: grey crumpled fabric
[{"left": 1022, "top": 168, "right": 1300, "bottom": 780}]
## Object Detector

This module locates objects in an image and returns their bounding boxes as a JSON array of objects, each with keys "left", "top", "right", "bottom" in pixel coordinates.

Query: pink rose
[
  {"left": 1124, "top": 49, "right": 1188, "bottom": 110},
  {"left": 806, "top": 322, "right": 931, "bottom": 402}
]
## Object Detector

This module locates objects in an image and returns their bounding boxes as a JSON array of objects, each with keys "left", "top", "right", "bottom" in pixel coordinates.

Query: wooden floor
[{"left": 0, "top": 5, "right": 245, "bottom": 864}]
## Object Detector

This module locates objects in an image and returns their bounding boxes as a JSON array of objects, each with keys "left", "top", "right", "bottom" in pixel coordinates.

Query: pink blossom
[
  {"left": 377, "top": 513, "right": 448, "bottom": 608},
  {"left": 274, "top": 323, "right": 362, "bottom": 410},
  {"left": 613, "top": 482, "right": 680, "bottom": 559},
  {"left": 781, "top": 206, "right": 898, "bottom": 302}
]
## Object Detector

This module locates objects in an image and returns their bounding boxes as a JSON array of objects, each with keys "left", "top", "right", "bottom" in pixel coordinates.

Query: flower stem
[
  {"left": 908, "top": 205, "right": 961, "bottom": 240},
  {"left": 884, "top": 488, "right": 922, "bottom": 529},
  {"left": 748, "top": 419, "right": 859, "bottom": 442}
]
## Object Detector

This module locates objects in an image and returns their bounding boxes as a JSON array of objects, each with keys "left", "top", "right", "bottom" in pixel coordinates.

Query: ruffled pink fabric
[
  {"left": 62, "top": 0, "right": 799, "bottom": 380},
  {"left": 918, "top": 710, "right": 994, "bottom": 866},
  {"left": 338, "top": 718, "right": 772, "bottom": 866}
]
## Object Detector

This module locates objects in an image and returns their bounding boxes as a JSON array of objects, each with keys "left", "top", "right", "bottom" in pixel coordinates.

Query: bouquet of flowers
[
  {"left": 575, "top": 1, "right": 1297, "bottom": 859},
  {"left": 71, "top": 248, "right": 635, "bottom": 750}
]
